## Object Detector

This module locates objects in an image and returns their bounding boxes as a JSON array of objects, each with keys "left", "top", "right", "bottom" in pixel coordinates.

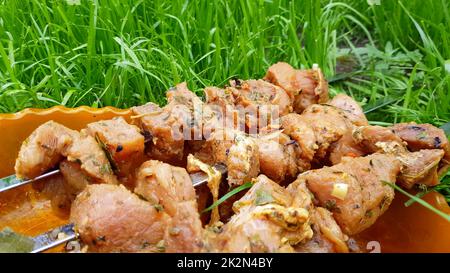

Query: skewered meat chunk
[
  {"left": 279, "top": 94, "right": 368, "bottom": 166},
  {"left": 15, "top": 121, "right": 118, "bottom": 185},
  {"left": 204, "top": 86, "right": 235, "bottom": 113},
  {"left": 15, "top": 121, "right": 78, "bottom": 179},
  {"left": 134, "top": 160, "right": 204, "bottom": 252},
  {"left": 229, "top": 79, "right": 292, "bottom": 132},
  {"left": 66, "top": 132, "right": 118, "bottom": 185},
  {"left": 351, "top": 125, "right": 446, "bottom": 187},
  {"left": 133, "top": 83, "right": 200, "bottom": 161},
  {"left": 226, "top": 134, "right": 260, "bottom": 186},
  {"left": 301, "top": 104, "right": 351, "bottom": 160},
  {"left": 83, "top": 117, "right": 145, "bottom": 178},
  {"left": 310, "top": 207, "right": 350, "bottom": 253},
  {"left": 71, "top": 184, "right": 170, "bottom": 253},
  {"left": 132, "top": 82, "right": 224, "bottom": 163},
  {"left": 206, "top": 129, "right": 260, "bottom": 187},
  {"left": 292, "top": 153, "right": 401, "bottom": 235},
  {"left": 167, "top": 82, "right": 203, "bottom": 106},
  {"left": 205, "top": 80, "right": 292, "bottom": 134},
  {"left": 329, "top": 93, "right": 368, "bottom": 126},
  {"left": 230, "top": 79, "right": 292, "bottom": 116},
  {"left": 287, "top": 179, "right": 350, "bottom": 253},
  {"left": 256, "top": 131, "right": 299, "bottom": 182},
  {"left": 391, "top": 122, "right": 450, "bottom": 175},
  {"left": 45, "top": 160, "right": 102, "bottom": 214},
  {"left": 59, "top": 160, "right": 91, "bottom": 198},
  {"left": 38, "top": 174, "right": 74, "bottom": 216},
  {"left": 353, "top": 125, "right": 407, "bottom": 154},
  {"left": 205, "top": 129, "right": 235, "bottom": 164},
  {"left": 212, "top": 175, "right": 313, "bottom": 253},
  {"left": 201, "top": 128, "right": 301, "bottom": 185},
  {"left": 167, "top": 82, "right": 223, "bottom": 138},
  {"left": 391, "top": 122, "right": 449, "bottom": 153},
  {"left": 134, "top": 160, "right": 197, "bottom": 215},
  {"left": 281, "top": 104, "right": 353, "bottom": 166},
  {"left": 72, "top": 160, "right": 204, "bottom": 253},
  {"left": 328, "top": 131, "right": 366, "bottom": 164},
  {"left": 295, "top": 207, "right": 350, "bottom": 253},
  {"left": 264, "top": 62, "right": 329, "bottom": 113},
  {"left": 330, "top": 125, "right": 406, "bottom": 165},
  {"left": 332, "top": 125, "right": 446, "bottom": 188},
  {"left": 280, "top": 113, "right": 317, "bottom": 166},
  {"left": 328, "top": 124, "right": 402, "bottom": 164},
  {"left": 131, "top": 102, "right": 187, "bottom": 163}
]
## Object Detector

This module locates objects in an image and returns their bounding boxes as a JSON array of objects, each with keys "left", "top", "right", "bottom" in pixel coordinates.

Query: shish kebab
[{"left": 1, "top": 62, "right": 449, "bottom": 253}]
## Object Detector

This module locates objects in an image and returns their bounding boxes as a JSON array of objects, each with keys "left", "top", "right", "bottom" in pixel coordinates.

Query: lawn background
[{"left": 0, "top": 0, "right": 449, "bottom": 198}]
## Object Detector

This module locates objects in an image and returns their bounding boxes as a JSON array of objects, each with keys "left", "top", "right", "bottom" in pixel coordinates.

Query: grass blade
[
  {"left": 383, "top": 181, "right": 450, "bottom": 222},
  {"left": 202, "top": 182, "right": 253, "bottom": 213}
]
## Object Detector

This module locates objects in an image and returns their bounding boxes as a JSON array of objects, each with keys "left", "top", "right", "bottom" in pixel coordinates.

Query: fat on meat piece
[
  {"left": 264, "top": 62, "right": 329, "bottom": 113},
  {"left": 353, "top": 125, "right": 407, "bottom": 154},
  {"left": 71, "top": 184, "right": 170, "bottom": 253},
  {"left": 134, "top": 160, "right": 204, "bottom": 252},
  {"left": 83, "top": 117, "right": 145, "bottom": 178},
  {"left": 15, "top": 121, "right": 78, "bottom": 179},
  {"left": 295, "top": 153, "right": 401, "bottom": 235},
  {"left": 211, "top": 175, "right": 313, "bottom": 253},
  {"left": 15, "top": 121, "right": 118, "bottom": 185},
  {"left": 396, "top": 149, "right": 444, "bottom": 189}
]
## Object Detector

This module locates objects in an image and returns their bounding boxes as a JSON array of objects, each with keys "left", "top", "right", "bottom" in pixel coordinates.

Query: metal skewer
[
  {"left": 0, "top": 169, "right": 61, "bottom": 193},
  {"left": 31, "top": 223, "right": 76, "bottom": 253}
]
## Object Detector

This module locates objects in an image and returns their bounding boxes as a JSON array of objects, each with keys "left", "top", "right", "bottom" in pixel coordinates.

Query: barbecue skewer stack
[{"left": 2, "top": 62, "right": 449, "bottom": 253}]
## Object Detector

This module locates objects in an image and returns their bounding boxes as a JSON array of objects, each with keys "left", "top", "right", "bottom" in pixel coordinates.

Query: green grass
[
  {"left": 0, "top": 0, "right": 448, "bottom": 122},
  {"left": 0, "top": 0, "right": 449, "bottom": 196}
]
